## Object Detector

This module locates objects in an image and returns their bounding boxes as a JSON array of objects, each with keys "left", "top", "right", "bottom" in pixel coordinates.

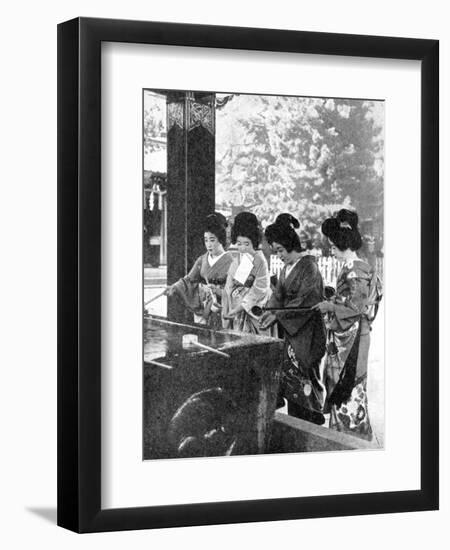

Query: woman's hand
[
  {"left": 164, "top": 285, "right": 176, "bottom": 298},
  {"left": 223, "top": 304, "right": 244, "bottom": 320},
  {"left": 213, "top": 286, "right": 223, "bottom": 297},
  {"left": 210, "top": 302, "right": 222, "bottom": 313},
  {"left": 312, "top": 300, "right": 335, "bottom": 314},
  {"left": 259, "top": 312, "right": 276, "bottom": 330},
  {"left": 206, "top": 283, "right": 222, "bottom": 298},
  {"left": 222, "top": 310, "right": 236, "bottom": 320},
  {"left": 222, "top": 313, "right": 235, "bottom": 320}
]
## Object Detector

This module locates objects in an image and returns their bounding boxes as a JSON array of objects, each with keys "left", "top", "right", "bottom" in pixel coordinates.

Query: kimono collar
[
  {"left": 284, "top": 257, "right": 302, "bottom": 278},
  {"left": 343, "top": 256, "right": 359, "bottom": 269},
  {"left": 207, "top": 251, "right": 226, "bottom": 266}
]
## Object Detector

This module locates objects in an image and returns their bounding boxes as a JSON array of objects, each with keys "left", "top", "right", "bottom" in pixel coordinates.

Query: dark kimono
[
  {"left": 268, "top": 255, "right": 326, "bottom": 424},
  {"left": 172, "top": 252, "right": 233, "bottom": 330},
  {"left": 324, "top": 258, "right": 379, "bottom": 440}
]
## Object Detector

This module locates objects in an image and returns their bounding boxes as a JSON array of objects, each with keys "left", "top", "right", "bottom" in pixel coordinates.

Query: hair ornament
[{"left": 339, "top": 221, "right": 352, "bottom": 230}]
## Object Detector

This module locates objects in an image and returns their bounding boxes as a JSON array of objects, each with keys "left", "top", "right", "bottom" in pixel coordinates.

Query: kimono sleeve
[
  {"left": 275, "top": 259, "right": 323, "bottom": 336},
  {"left": 266, "top": 274, "right": 284, "bottom": 310},
  {"left": 241, "top": 253, "right": 271, "bottom": 313},
  {"left": 171, "top": 255, "right": 204, "bottom": 312},
  {"left": 221, "top": 257, "right": 238, "bottom": 321},
  {"left": 184, "top": 256, "right": 203, "bottom": 283},
  {"left": 332, "top": 266, "right": 370, "bottom": 330}
]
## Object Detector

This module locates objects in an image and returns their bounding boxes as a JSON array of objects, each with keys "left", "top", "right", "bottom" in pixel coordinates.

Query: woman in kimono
[
  {"left": 165, "top": 213, "right": 233, "bottom": 329},
  {"left": 312, "top": 209, "right": 381, "bottom": 440},
  {"left": 222, "top": 212, "right": 271, "bottom": 334},
  {"left": 260, "top": 214, "right": 326, "bottom": 424}
]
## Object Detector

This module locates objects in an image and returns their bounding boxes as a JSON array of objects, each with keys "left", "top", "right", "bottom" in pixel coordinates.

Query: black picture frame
[{"left": 57, "top": 17, "right": 439, "bottom": 533}]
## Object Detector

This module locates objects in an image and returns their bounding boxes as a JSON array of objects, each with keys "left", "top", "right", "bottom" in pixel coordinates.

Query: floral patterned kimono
[
  {"left": 172, "top": 251, "right": 233, "bottom": 330},
  {"left": 222, "top": 250, "right": 271, "bottom": 334},
  {"left": 268, "top": 255, "right": 326, "bottom": 424},
  {"left": 324, "top": 258, "right": 380, "bottom": 440}
]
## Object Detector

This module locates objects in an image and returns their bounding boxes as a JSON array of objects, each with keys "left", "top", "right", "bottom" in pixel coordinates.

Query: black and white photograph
[
  {"left": 55, "top": 17, "right": 438, "bottom": 533},
  {"left": 1, "top": 2, "right": 442, "bottom": 544},
  {"left": 143, "top": 89, "right": 385, "bottom": 460}
]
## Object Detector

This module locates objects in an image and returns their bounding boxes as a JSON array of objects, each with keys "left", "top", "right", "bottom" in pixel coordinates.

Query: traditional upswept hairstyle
[
  {"left": 231, "top": 211, "right": 261, "bottom": 249},
  {"left": 204, "top": 212, "right": 228, "bottom": 247},
  {"left": 264, "top": 213, "right": 302, "bottom": 253},
  {"left": 321, "top": 209, "right": 362, "bottom": 251}
]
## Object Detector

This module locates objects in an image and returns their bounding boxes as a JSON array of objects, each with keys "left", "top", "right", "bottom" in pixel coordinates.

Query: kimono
[
  {"left": 172, "top": 251, "right": 233, "bottom": 330},
  {"left": 222, "top": 250, "right": 271, "bottom": 334},
  {"left": 268, "top": 255, "right": 326, "bottom": 424},
  {"left": 324, "top": 258, "right": 378, "bottom": 440}
]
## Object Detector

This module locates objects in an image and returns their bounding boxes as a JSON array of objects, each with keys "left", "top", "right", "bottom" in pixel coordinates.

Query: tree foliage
[
  {"left": 144, "top": 93, "right": 166, "bottom": 154},
  {"left": 216, "top": 95, "right": 384, "bottom": 238}
]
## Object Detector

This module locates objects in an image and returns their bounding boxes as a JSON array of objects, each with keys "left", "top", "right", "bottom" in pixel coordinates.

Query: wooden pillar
[{"left": 166, "top": 91, "right": 216, "bottom": 321}]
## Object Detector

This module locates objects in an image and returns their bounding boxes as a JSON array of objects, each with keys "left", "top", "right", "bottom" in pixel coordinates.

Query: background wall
[{"left": 0, "top": 1, "right": 447, "bottom": 548}]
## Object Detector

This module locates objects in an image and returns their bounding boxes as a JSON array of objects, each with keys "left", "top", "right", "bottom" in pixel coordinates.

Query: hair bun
[
  {"left": 265, "top": 213, "right": 302, "bottom": 252},
  {"left": 234, "top": 211, "right": 258, "bottom": 227},
  {"left": 206, "top": 212, "right": 227, "bottom": 228},
  {"left": 321, "top": 217, "right": 339, "bottom": 238},
  {"left": 231, "top": 212, "right": 261, "bottom": 248},
  {"left": 321, "top": 209, "right": 362, "bottom": 252},
  {"left": 336, "top": 209, "right": 358, "bottom": 230},
  {"left": 232, "top": 212, "right": 259, "bottom": 235},
  {"left": 275, "top": 213, "right": 300, "bottom": 229},
  {"left": 204, "top": 212, "right": 228, "bottom": 247}
]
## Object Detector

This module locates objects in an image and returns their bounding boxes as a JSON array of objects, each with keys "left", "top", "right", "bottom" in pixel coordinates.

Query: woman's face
[
  {"left": 271, "top": 241, "right": 295, "bottom": 264},
  {"left": 329, "top": 239, "right": 345, "bottom": 260},
  {"left": 204, "top": 232, "right": 223, "bottom": 255},
  {"left": 236, "top": 235, "right": 255, "bottom": 255}
]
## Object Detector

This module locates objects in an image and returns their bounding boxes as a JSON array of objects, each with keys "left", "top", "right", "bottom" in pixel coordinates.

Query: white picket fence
[{"left": 269, "top": 255, "right": 383, "bottom": 288}]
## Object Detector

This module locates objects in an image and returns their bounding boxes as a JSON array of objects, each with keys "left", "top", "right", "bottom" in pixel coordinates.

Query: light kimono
[
  {"left": 324, "top": 257, "right": 380, "bottom": 440},
  {"left": 171, "top": 251, "right": 233, "bottom": 330},
  {"left": 222, "top": 250, "right": 271, "bottom": 334}
]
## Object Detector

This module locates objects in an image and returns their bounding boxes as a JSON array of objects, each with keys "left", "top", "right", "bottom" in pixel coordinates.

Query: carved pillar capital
[{"left": 166, "top": 92, "right": 215, "bottom": 135}]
